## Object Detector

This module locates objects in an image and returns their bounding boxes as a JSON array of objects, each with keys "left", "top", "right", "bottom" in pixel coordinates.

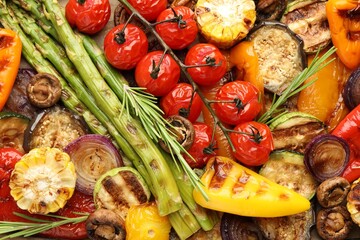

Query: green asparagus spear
[
  {"left": 39, "top": 0, "right": 182, "bottom": 216},
  {"left": 168, "top": 204, "right": 201, "bottom": 240},
  {"left": 0, "top": 0, "right": 107, "bottom": 137}
]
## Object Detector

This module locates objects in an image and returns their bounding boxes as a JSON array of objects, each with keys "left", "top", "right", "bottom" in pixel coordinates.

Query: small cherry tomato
[
  {"left": 213, "top": 81, "right": 262, "bottom": 125},
  {"left": 104, "top": 23, "right": 148, "bottom": 70},
  {"left": 127, "top": 0, "right": 168, "bottom": 21},
  {"left": 160, "top": 83, "right": 203, "bottom": 122},
  {"left": 230, "top": 121, "right": 274, "bottom": 166},
  {"left": 155, "top": 6, "right": 198, "bottom": 50},
  {"left": 135, "top": 51, "right": 180, "bottom": 96},
  {"left": 185, "top": 43, "right": 227, "bottom": 86},
  {"left": 65, "top": 0, "right": 111, "bottom": 35},
  {"left": 184, "top": 122, "right": 217, "bottom": 168}
]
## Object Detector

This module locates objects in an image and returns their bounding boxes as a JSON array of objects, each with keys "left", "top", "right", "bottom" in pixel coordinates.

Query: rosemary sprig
[
  {"left": 257, "top": 46, "right": 337, "bottom": 124},
  {"left": 0, "top": 212, "right": 88, "bottom": 239}
]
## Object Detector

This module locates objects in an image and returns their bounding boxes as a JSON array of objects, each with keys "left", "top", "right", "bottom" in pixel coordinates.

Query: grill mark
[
  {"left": 102, "top": 175, "right": 129, "bottom": 208},
  {"left": 209, "top": 157, "right": 233, "bottom": 189},
  {"left": 121, "top": 170, "right": 148, "bottom": 203},
  {"left": 233, "top": 171, "right": 250, "bottom": 194}
]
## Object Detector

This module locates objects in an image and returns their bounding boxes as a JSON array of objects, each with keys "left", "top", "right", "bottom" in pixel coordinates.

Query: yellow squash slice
[
  {"left": 195, "top": 0, "right": 256, "bottom": 49},
  {"left": 9, "top": 147, "right": 76, "bottom": 214}
]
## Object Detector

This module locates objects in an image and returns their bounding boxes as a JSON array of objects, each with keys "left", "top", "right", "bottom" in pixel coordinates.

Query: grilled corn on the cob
[
  {"left": 9, "top": 147, "right": 76, "bottom": 214},
  {"left": 195, "top": 0, "right": 256, "bottom": 49}
]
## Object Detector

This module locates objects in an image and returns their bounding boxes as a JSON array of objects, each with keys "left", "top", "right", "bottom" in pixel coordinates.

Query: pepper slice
[
  {"left": 326, "top": 0, "right": 360, "bottom": 70},
  {"left": 0, "top": 28, "right": 22, "bottom": 111},
  {"left": 193, "top": 156, "right": 310, "bottom": 217}
]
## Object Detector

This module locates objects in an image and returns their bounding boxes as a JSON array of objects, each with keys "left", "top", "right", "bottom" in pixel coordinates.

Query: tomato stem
[
  {"left": 151, "top": 8, "right": 187, "bottom": 29},
  {"left": 184, "top": 59, "right": 223, "bottom": 69},
  {"left": 150, "top": 49, "right": 167, "bottom": 79},
  {"left": 77, "top": 0, "right": 85, "bottom": 4},
  {"left": 114, "top": 13, "right": 135, "bottom": 45},
  {"left": 227, "top": 124, "right": 263, "bottom": 144}
]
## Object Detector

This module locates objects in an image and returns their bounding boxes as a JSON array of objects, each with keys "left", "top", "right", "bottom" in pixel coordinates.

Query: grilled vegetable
[
  {"left": 316, "top": 177, "right": 350, "bottom": 208},
  {"left": 255, "top": 0, "right": 287, "bottom": 21},
  {"left": 64, "top": 134, "right": 124, "bottom": 195},
  {"left": 304, "top": 134, "right": 350, "bottom": 182},
  {"left": 193, "top": 156, "right": 311, "bottom": 217},
  {"left": 26, "top": 72, "right": 62, "bottom": 108},
  {"left": 220, "top": 213, "right": 264, "bottom": 240},
  {"left": 343, "top": 66, "right": 360, "bottom": 110},
  {"left": 316, "top": 206, "right": 353, "bottom": 240},
  {"left": 93, "top": 167, "right": 151, "bottom": 220},
  {"left": 9, "top": 147, "right": 76, "bottom": 214},
  {"left": 269, "top": 112, "right": 327, "bottom": 153},
  {"left": 125, "top": 202, "right": 171, "bottom": 240},
  {"left": 23, "top": 105, "right": 88, "bottom": 152},
  {"left": 194, "top": 0, "right": 256, "bottom": 49},
  {"left": 259, "top": 151, "right": 318, "bottom": 200},
  {"left": 86, "top": 208, "right": 126, "bottom": 240},
  {"left": 281, "top": 0, "right": 331, "bottom": 53},
  {"left": 347, "top": 178, "right": 360, "bottom": 227},
  {"left": 247, "top": 21, "right": 306, "bottom": 95},
  {"left": 255, "top": 208, "right": 314, "bottom": 240},
  {"left": 0, "top": 111, "right": 29, "bottom": 153}
]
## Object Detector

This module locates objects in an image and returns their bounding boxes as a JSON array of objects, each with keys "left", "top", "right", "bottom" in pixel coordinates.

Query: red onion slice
[{"left": 64, "top": 134, "right": 123, "bottom": 195}]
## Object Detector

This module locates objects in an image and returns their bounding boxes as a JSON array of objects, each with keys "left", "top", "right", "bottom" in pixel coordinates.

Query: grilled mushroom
[
  {"left": 316, "top": 177, "right": 350, "bottom": 208},
  {"left": 86, "top": 208, "right": 126, "bottom": 240},
  {"left": 316, "top": 206, "right": 352, "bottom": 240}
]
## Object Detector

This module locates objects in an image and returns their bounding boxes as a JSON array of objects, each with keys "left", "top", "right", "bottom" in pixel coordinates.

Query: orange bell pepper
[
  {"left": 0, "top": 28, "right": 22, "bottom": 111},
  {"left": 193, "top": 156, "right": 310, "bottom": 217},
  {"left": 297, "top": 48, "right": 351, "bottom": 131},
  {"left": 326, "top": 0, "right": 360, "bottom": 70}
]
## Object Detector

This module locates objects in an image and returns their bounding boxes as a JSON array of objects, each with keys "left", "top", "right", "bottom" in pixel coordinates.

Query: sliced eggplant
[
  {"left": 343, "top": 66, "right": 360, "bottom": 110},
  {"left": 247, "top": 21, "right": 306, "bottom": 95},
  {"left": 64, "top": 134, "right": 124, "bottom": 195},
  {"left": 0, "top": 111, "right": 29, "bottom": 153},
  {"left": 304, "top": 134, "right": 350, "bottom": 182},
  {"left": 269, "top": 112, "right": 327, "bottom": 153},
  {"left": 281, "top": 0, "right": 331, "bottom": 53},
  {"left": 255, "top": 0, "right": 287, "bottom": 21},
  {"left": 93, "top": 167, "right": 151, "bottom": 221},
  {"left": 259, "top": 150, "right": 318, "bottom": 199},
  {"left": 23, "top": 105, "right": 88, "bottom": 152},
  {"left": 255, "top": 207, "right": 314, "bottom": 240}
]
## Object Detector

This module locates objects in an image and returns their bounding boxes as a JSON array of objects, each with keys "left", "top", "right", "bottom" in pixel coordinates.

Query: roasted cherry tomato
[
  {"left": 127, "top": 0, "right": 168, "bottom": 21},
  {"left": 213, "top": 81, "right": 262, "bottom": 125},
  {"left": 184, "top": 122, "right": 217, "bottom": 168},
  {"left": 40, "top": 190, "right": 95, "bottom": 240},
  {"left": 185, "top": 43, "right": 227, "bottom": 86},
  {"left": 230, "top": 121, "right": 274, "bottom": 166},
  {"left": 155, "top": 6, "right": 198, "bottom": 50},
  {"left": 0, "top": 148, "right": 29, "bottom": 222},
  {"left": 135, "top": 51, "right": 180, "bottom": 96},
  {"left": 160, "top": 83, "right": 203, "bottom": 122},
  {"left": 104, "top": 23, "right": 148, "bottom": 70},
  {"left": 65, "top": 0, "right": 111, "bottom": 35}
]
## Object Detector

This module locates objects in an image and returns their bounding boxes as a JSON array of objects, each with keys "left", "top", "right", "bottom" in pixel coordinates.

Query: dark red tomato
[
  {"left": 127, "top": 0, "right": 168, "bottom": 21},
  {"left": 104, "top": 23, "right": 148, "bottom": 70},
  {"left": 65, "top": 0, "right": 111, "bottom": 35},
  {"left": 40, "top": 190, "right": 95, "bottom": 240},
  {"left": 184, "top": 122, "right": 216, "bottom": 168},
  {"left": 160, "top": 83, "right": 203, "bottom": 122},
  {"left": 0, "top": 148, "right": 30, "bottom": 222},
  {"left": 185, "top": 43, "right": 227, "bottom": 86},
  {"left": 135, "top": 51, "right": 180, "bottom": 96},
  {"left": 230, "top": 121, "right": 274, "bottom": 166},
  {"left": 213, "top": 81, "right": 262, "bottom": 125},
  {"left": 155, "top": 6, "right": 198, "bottom": 50}
]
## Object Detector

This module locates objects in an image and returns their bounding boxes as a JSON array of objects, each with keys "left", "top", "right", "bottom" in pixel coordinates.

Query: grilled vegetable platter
[{"left": 1, "top": 0, "right": 360, "bottom": 239}]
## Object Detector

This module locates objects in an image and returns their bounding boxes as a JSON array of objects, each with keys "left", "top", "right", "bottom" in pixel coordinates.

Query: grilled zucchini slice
[{"left": 93, "top": 167, "right": 151, "bottom": 220}]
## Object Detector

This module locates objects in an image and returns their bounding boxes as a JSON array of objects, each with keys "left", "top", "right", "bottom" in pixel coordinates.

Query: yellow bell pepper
[{"left": 193, "top": 156, "right": 310, "bottom": 217}]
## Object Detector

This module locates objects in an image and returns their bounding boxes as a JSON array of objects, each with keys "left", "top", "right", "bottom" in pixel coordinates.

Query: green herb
[{"left": 0, "top": 212, "right": 88, "bottom": 239}]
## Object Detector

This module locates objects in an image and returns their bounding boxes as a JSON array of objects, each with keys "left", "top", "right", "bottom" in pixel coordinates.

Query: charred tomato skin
[
  {"left": 230, "top": 121, "right": 274, "bottom": 166},
  {"left": 155, "top": 6, "right": 198, "bottom": 50},
  {"left": 183, "top": 122, "right": 216, "bottom": 168},
  {"left": 160, "top": 83, "right": 203, "bottom": 122},
  {"left": 214, "top": 80, "right": 262, "bottom": 125},
  {"left": 135, "top": 51, "right": 180, "bottom": 96},
  {"left": 104, "top": 23, "right": 148, "bottom": 70},
  {"left": 185, "top": 43, "right": 227, "bottom": 86},
  {"left": 127, "top": 0, "right": 168, "bottom": 21},
  {"left": 65, "top": 0, "right": 111, "bottom": 35}
]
